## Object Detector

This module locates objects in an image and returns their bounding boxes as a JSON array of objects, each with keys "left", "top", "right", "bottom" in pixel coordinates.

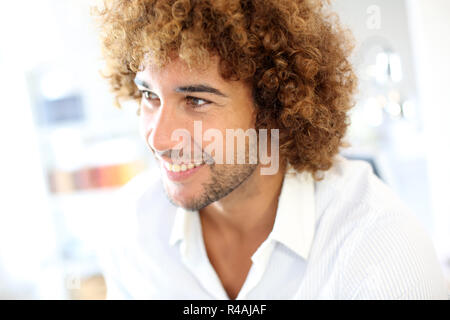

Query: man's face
[{"left": 135, "top": 56, "right": 258, "bottom": 210}]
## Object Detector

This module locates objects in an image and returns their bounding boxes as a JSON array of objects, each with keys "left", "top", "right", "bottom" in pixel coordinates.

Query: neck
[{"left": 199, "top": 162, "right": 287, "bottom": 239}]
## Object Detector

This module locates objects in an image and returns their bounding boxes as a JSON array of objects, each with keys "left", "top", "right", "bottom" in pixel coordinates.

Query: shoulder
[
  {"left": 313, "top": 156, "right": 448, "bottom": 299},
  {"left": 103, "top": 167, "right": 161, "bottom": 235},
  {"left": 313, "top": 155, "right": 411, "bottom": 240},
  {"left": 337, "top": 206, "right": 448, "bottom": 299},
  {"left": 96, "top": 166, "right": 162, "bottom": 256},
  {"left": 101, "top": 165, "right": 176, "bottom": 245},
  {"left": 314, "top": 155, "right": 414, "bottom": 227},
  {"left": 96, "top": 166, "right": 177, "bottom": 298},
  {"left": 316, "top": 155, "right": 401, "bottom": 212}
]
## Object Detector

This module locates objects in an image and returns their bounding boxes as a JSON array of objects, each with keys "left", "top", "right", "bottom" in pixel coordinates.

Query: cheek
[{"left": 139, "top": 110, "right": 154, "bottom": 142}]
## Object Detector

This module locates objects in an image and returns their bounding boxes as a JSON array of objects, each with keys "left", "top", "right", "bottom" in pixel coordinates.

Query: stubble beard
[{"left": 163, "top": 162, "right": 258, "bottom": 211}]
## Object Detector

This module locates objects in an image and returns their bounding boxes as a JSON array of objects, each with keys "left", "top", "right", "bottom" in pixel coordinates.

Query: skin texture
[{"left": 136, "top": 56, "right": 286, "bottom": 299}]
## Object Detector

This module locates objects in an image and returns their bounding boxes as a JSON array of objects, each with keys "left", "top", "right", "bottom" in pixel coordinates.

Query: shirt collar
[
  {"left": 268, "top": 167, "right": 316, "bottom": 260},
  {"left": 169, "top": 206, "right": 191, "bottom": 247},
  {"left": 169, "top": 167, "right": 316, "bottom": 260}
]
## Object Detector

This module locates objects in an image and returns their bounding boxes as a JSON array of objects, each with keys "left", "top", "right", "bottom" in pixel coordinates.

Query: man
[{"left": 96, "top": 0, "right": 448, "bottom": 299}]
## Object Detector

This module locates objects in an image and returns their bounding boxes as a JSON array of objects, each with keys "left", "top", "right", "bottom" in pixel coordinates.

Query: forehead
[
  {"left": 137, "top": 55, "right": 216, "bottom": 83},
  {"left": 135, "top": 55, "right": 249, "bottom": 95}
]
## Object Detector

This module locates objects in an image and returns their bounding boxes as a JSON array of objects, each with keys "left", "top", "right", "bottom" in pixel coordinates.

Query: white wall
[
  {"left": 406, "top": 0, "right": 450, "bottom": 270},
  {"left": 332, "top": 0, "right": 418, "bottom": 102},
  {"left": 0, "top": 0, "right": 68, "bottom": 299},
  {"left": 0, "top": 0, "right": 144, "bottom": 298}
]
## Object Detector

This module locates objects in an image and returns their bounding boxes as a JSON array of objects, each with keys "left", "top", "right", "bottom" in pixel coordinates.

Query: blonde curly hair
[{"left": 95, "top": 0, "right": 357, "bottom": 178}]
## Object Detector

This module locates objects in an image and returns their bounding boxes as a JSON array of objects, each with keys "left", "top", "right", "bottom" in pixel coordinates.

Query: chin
[{"left": 163, "top": 179, "right": 203, "bottom": 210}]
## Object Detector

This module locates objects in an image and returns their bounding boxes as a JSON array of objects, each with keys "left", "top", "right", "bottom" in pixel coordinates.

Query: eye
[
  {"left": 142, "top": 90, "right": 158, "bottom": 100},
  {"left": 186, "top": 96, "right": 211, "bottom": 108},
  {"left": 140, "top": 90, "right": 160, "bottom": 109}
]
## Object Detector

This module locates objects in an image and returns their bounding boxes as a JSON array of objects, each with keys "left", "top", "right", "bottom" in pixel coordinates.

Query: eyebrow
[
  {"left": 134, "top": 78, "right": 228, "bottom": 98},
  {"left": 134, "top": 78, "right": 151, "bottom": 89},
  {"left": 175, "top": 85, "right": 228, "bottom": 98}
]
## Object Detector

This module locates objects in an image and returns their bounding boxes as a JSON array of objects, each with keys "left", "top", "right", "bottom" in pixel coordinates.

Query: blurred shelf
[{"left": 68, "top": 274, "right": 106, "bottom": 300}]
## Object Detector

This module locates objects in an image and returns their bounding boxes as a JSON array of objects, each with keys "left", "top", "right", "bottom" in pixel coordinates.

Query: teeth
[{"left": 164, "top": 161, "right": 203, "bottom": 172}]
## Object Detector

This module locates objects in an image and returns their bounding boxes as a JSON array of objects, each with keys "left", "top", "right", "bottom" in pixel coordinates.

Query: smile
[
  {"left": 161, "top": 160, "right": 206, "bottom": 182},
  {"left": 163, "top": 161, "right": 204, "bottom": 172}
]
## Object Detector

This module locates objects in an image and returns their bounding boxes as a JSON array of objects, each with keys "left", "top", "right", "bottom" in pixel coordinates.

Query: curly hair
[{"left": 95, "top": 0, "right": 357, "bottom": 178}]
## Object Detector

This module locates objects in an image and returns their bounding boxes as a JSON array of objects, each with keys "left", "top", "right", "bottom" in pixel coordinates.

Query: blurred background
[{"left": 0, "top": 0, "right": 448, "bottom": 299}]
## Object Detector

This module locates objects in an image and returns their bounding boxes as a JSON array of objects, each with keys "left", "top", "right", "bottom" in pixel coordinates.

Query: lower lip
[{"left": 163, "top": 163, "right": 205, "bottom": 182}]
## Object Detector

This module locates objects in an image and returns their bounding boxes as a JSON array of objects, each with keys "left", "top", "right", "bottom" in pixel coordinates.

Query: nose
[{"left": 142, "top": 102, "right": 187, "bottom": 155}]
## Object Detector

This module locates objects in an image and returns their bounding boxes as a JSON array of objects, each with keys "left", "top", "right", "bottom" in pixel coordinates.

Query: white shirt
[{"left": 97, "top": 156, "right": 448, "bottom": 299}]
